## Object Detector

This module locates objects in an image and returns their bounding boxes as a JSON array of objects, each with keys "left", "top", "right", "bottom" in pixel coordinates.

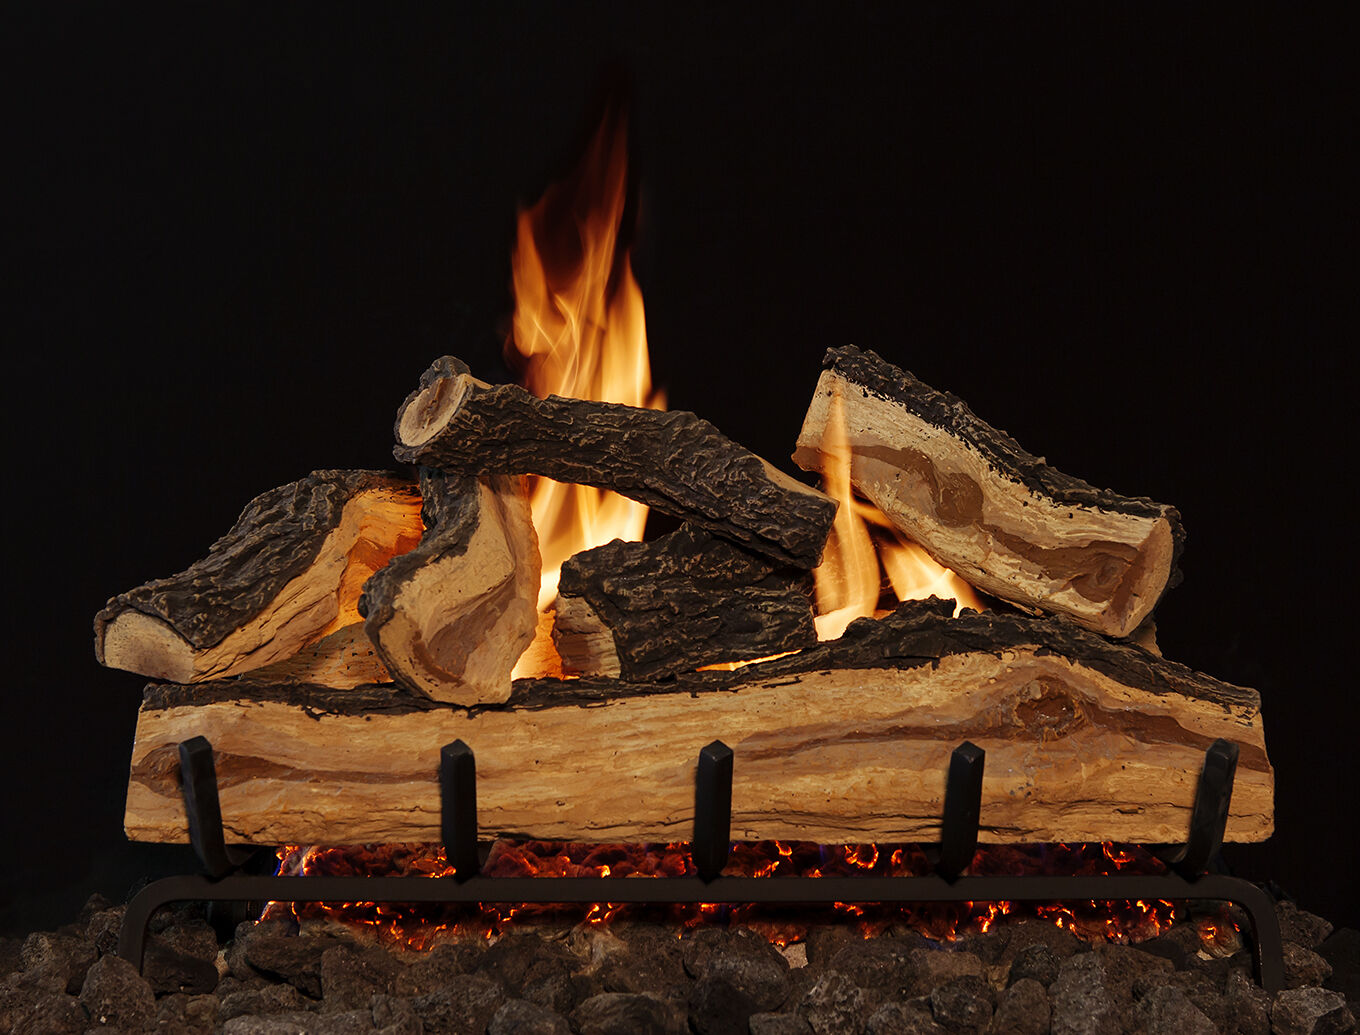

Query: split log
[
  {"left": 124, "top": 599, "right": 1271, "bottom": 847},
  {"left": 392, "top": 356, "right": 836, "bottom": 569},
  {"left": 95, "top": 471, "right": 423, "bottom": 683},
  {"left": 358, "top": 469, "right": 540, "bottom": 706},
  {"left": 553, "top": 524, "right": 817, "bottom": 679},
  {"left": 793, "top": 346, "right": 1184, "bottom": 639}
]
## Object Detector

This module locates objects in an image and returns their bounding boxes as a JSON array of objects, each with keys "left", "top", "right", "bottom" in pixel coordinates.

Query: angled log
[
  {"left": 793, "top": 346, "right": 1185, "bottom": 638},
  {"left": 392, "top": 356, "right": 836, "bottom": 569},
  {"left": 125, "top": 599, "right": 1271, "bottom": 848},
  {"left": 358, "top": 469, "right": 540, "bottom": 706},
  {"left": 95, "top": 470, "right": 423, "bottom": 683},
  {"left": 553, "top": 524, "right": 817, "bottom": 679}
]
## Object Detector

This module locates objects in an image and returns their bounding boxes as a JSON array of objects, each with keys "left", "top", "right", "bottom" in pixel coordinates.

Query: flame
[
  {"left": 812, "top": 393, "right": 983, "bottom": 639},
  {"left": 504, "top": 105, "right": 664, "bottom": 622}
]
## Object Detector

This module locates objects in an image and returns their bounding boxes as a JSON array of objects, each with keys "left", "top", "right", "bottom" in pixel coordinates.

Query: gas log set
[
  {"left": 22, "top": 322, "right": 1356, "bottom": 1034},
  {"left": 31, "top": 103, "right": 1348, "bottom": 1029}
]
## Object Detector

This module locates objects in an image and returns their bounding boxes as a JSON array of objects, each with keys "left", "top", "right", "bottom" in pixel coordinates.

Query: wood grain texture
[
  {"left": 392, "top": 355, "right": 836, "bottom": 569},
  {"left": 125, "top": 600, "right": 1271, "bottom": 847},
  {"left": 553, "top": 524, "right": 817, "bottom": 679},
  {"left": 95, "top": 470, "right": 423, "bottom": 683},
  {"left": 359, "top": 469, "right": 539, "bottom": 705},
  {"left": 793, "top": 346, "right": 1184, "bottom": 638}
]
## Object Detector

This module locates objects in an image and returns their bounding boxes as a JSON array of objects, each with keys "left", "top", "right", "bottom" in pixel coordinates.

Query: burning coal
[{"left": 262, "top": 840, "right": 1240, "bottom": 954}]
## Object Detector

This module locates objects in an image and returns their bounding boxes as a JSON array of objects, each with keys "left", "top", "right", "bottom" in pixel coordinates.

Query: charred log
[
  {"left": 392, "top": 356, "right": 836, "bottom": 569},
  {"left": 553, "top": 524, "right": 817, "bottom": 679}
]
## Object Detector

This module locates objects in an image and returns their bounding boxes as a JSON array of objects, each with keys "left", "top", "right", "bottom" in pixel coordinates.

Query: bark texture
[
  {"left": 95, "top": 470, "right": 423, "bottom": 683},
  {"left": 553, "top": 524, "right": 817, "bottom": 679},
  {"left": 392, "top": 356, "right": 836, "bottom": 569}
]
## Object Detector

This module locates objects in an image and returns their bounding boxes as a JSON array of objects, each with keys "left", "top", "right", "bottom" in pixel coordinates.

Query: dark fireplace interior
[{"left": 8, "top": 6, "right": 1354, "bottom": 1032}]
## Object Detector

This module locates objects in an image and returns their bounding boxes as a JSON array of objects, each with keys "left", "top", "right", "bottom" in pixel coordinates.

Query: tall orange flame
[{"left": 504, "top": 107, "right": 664, "bottom": 617}]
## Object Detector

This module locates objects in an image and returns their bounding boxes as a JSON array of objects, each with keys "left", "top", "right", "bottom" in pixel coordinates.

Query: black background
[{"left": 8, "top": 6, "right": 1354, "bottom": 935}]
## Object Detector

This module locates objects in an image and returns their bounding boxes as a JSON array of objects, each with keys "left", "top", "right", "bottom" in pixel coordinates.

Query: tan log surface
[
  {"left": 95, "top": 471, "right": 423, "bottom": 683},
  {"left": 794, "top": 347, "right": 1183, "bottom": 638},
  {"left": 125, "top": 601, "right": 1271, "bottom": 847},
  {"left": 359, "top": 470, "right": 539, "bottom": 706}
]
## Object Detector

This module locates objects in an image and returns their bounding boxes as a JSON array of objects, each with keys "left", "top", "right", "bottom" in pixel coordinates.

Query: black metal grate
[{"left": 118, "top": 735, "right": 1285, "bottom": 992}]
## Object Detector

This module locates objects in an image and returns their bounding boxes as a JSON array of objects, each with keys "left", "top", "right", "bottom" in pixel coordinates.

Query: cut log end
[
  {"left": 795, "top": 352, "right": 1183, "bottom": 638},
  {"left": 396, "top": 367, "right": 479, "bottom": 450},
  {"left": 362, "top": 473, "right": 540, "bottom": 706},
  {"left": 98, "top": 610, "right": 195, "bottom": 684}
]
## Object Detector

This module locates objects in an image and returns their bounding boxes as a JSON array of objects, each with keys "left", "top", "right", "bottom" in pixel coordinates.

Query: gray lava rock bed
[{"left": 2, "top": 896, "right": 1356, "bottom": 1034}]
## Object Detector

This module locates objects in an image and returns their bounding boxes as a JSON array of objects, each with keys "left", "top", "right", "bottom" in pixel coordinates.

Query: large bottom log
[{"left": 124, "top": 601, "right": 1272, "bottom": 847}]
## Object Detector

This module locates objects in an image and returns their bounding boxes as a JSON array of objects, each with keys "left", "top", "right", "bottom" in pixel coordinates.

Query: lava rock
[
  {"left": 749, "top": 1012, "right": 816, "bottom": 1035},
  {"left": 1006, "top": 943, "right": 1060, "bottom": 988},
  {"left": 805, "top": 925, "right": 861, "bottom": 968},
  {"left": 394, "top": 940, "right": 482, "bottom": 997},
  {"left": 410, "top": 972, "right": 507, "bottom": 1035},
  {"left": 1094, "top": 943, "right": 1173, "bottom": 1005},
  {"left": 218, "top": 981, "right": 313, "bottom": 1023},
  {"left": 82, "top": 905, "right": 126, "bottom": 959},
  {"left": 521, "top": 968, "right": 590, "bottom": 1014},
  {"left": 929, "top": 973, "right": 994, "bottom": 1033},
  {"left": 79, "top": 952, "right": 157, "bottom": 1030},
  {"left": 20, "top": 930, "right": 97, "bottom": 994},
  {"left": 864, "top": 1001, "right": 946, "bottom": 1034},
  {"left": 990, "top": 977, "right": 1050, "bottom": 1035},
  {"left": 1222, "top": 970, "right": 1272, "bottom": 1035},
  {"left": 320, "top": 942, "right": 402, "bottom": 1010},
  {"left": 156, "top": 991, "right": 221, "bottom": 1032},
  {"left": 145, "top": 917, "right": 222, "bottom": 995},
  {"left": 1152, "top": 970, "right": 1227, "bottom": 1029},
  {"left": 475, "top": 931, "right": 555, "bottom": 994},
  {"left": 1270, "top": 986, "right": 1358, "bottom": 1035},
  {"left": 828, "top": 938, "right": 918, "bottom": 996},
  {"left": 221, "top": 1011, "right": 371, "bottom": 1034},
  {"left": 1049, "top": 953, "right": 1119, "bottom": 1035},
  {"left": 597, "top": 939, "right": 688, "bottom": 1000},
  {"left": 371, "top": 993, "right": 423, "bottom": 1035},
  {"left": 488, "top": 997, "right": 572, "bottom": 1035},
  {"left": 689, "top": 929, "right": 791, "bottom": 1029},
  {"left": 1132, "top": 984, "right": 1216, "bottom": 1035},
  {"left": 1279, "top": 902, "right": 1337, "bottom": 950},
  {"left": 244, "top": 929, "right": 349, "bottom": 998},
  {"left": 0, "top": 974, "right": 88, "bottom": 1035},
  {"left": 1285, "top": 941, "right": 1336, "bottom": 989},
  {"left": 800, "top": 970, "right": 882, "bottom": 1034},
  {"left": 571, "top": 991, "right": 689, "bottom": 1034},
  {"left": 1318, "top": 928, "right": 1360, "bottom": 1006},
  {"left": 906, "top": 947, "right": 985, "bottom": 998},
  {"left": 1128, "top": 924, "right": 1202, "bottom": 970}
]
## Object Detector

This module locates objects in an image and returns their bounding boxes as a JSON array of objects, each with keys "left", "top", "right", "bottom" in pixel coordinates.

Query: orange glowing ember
[
  {"left": 503, "top": 104, "right": 664, "bottom": 626},
  {"left": 812, "top": 394, "right": 983, "bottom": 639},
  {"left": 264, "top": 840, "right": 1237, "bottom": 951}
]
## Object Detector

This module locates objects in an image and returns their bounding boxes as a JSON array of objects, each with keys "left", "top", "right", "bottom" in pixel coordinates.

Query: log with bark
[
  {"left": 95, "top": 470, "right": 423, "bottom": 684},
  {"left": 124, "top": 599, "right": 1271, "bottom": 848},
  {"left": 553, "top": 524, "right": 817, "bottom": 679},
  {"left": 793, "top": 346, "right": 1184, "bottom": 639},
  {"left": 392, "top": 356, "right": 837, "bottom": 569},
  {"left": 358, "top": 469, "right": 540, "bottom": 706}
]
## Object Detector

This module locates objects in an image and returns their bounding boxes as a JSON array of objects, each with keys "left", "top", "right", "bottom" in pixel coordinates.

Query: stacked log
[{"left": 98, "top": 349, "right": 1273, "bottom": 850}]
